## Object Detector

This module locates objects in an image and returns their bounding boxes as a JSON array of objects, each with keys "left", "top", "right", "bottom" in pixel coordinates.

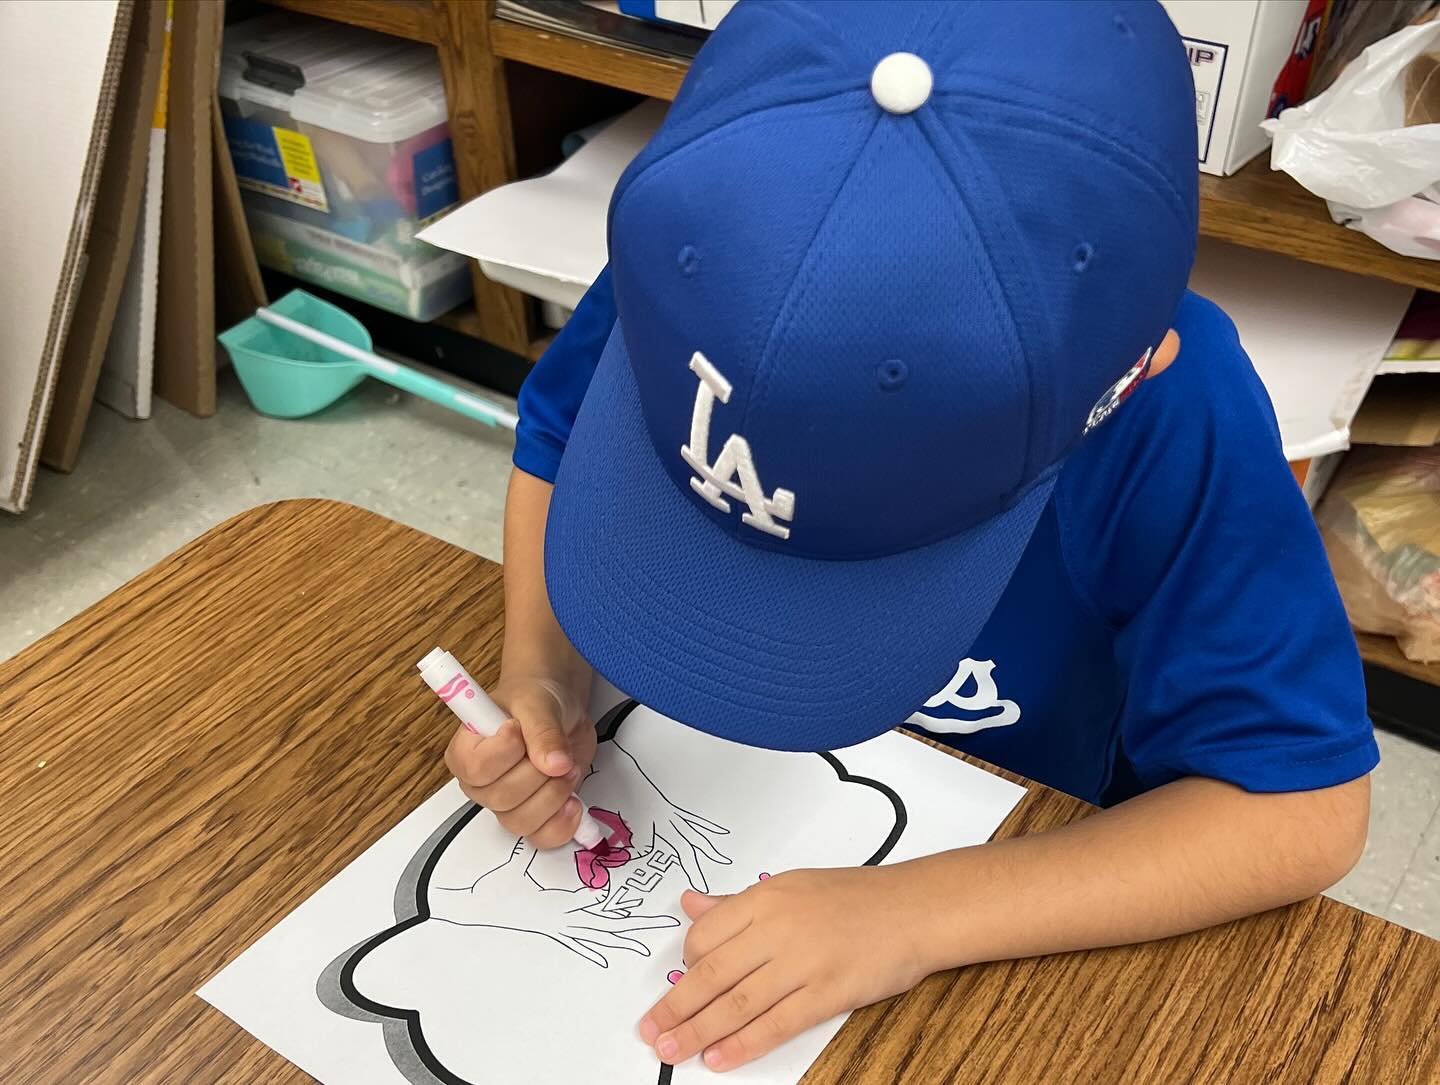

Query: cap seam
[
  {"left": 910, "top": 114, "right": 1040, "bottom": 495},
  {"left": 608, "top": 90, "right": 867, "bottom": 247},
  {"left": 743, "top": 109, "right": 883, "bottom": 446},
  {"left": 935, "top": 87, "right": 1196, "bottom": 237}
]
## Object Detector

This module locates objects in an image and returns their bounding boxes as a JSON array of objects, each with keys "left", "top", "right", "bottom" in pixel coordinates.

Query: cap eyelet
[
  {"left": 677, "top": 244, "right": 701, "bottom": 276},
  {"left": 870, "top": 53, "right": 933, "bottom": 114},
  {"left": 877, "top": 358, "right": 908, "bottom": 390},
  {"left": 1072, "top": 242, "right": 1094, "bottom": 272},
  {"left": 1113, "top": 14, "right": 1134, "bottom": 37}
]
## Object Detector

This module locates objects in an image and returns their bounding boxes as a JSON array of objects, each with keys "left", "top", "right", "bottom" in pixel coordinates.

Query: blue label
[
  {"left": 413, "top": 138, "right": 460, "bottom": 222},
  {"left": 223, "top": 115, "right": 289, "bottom": 191}
]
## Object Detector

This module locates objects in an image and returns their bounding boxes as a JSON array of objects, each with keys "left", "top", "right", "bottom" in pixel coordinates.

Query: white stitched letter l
[{"left": 679, "top": 352, "right": 795, "bottom": 540}]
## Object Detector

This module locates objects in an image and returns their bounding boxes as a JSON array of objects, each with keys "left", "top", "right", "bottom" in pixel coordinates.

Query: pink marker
[{"left": 418, "top": 647, "right": 606, "bottom": 849}]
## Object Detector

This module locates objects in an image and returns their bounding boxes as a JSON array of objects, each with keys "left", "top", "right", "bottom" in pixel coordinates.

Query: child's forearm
[
  {"left": 897, "top": 775, "right": 1369, "bottom": 972},
  {"left": 500, "top": 468, "right": 593, "bottom": 697}
]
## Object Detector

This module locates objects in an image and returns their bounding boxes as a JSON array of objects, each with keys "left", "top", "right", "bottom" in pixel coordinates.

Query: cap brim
[{"left": 546, "top": 328, "right": 1054, "bottom": 751}]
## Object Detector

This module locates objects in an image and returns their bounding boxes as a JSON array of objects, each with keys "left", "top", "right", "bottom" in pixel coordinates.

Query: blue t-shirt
[{"left": 516, "top": 267, "right": 1378, "bottom": 806}]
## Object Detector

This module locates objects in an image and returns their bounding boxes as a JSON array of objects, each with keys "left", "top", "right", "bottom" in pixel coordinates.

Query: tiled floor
[{"left": 2, "top": 371, "right": 1438, "bottom": 940}]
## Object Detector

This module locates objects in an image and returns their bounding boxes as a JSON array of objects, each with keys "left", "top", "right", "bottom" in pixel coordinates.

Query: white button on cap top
[{"left": 870, "top": 52, "right": 933, "bottom": 114}]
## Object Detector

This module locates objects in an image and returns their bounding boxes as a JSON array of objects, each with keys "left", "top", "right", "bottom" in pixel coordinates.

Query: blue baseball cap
[{"left": 547, "top": 0, "right": 1197, "bottom": 750}]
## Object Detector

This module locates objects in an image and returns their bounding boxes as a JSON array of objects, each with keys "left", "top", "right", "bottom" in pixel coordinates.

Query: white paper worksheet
[{"left": 199, "top": 695, "right": 1025, "bottom": 1085}]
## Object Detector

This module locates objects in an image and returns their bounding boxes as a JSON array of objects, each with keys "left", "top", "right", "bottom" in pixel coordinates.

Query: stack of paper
[{"left": 419, "top": 99, "right": 667, "bottom": 312}]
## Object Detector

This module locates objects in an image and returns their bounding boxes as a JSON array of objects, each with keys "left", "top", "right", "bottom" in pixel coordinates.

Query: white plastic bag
[{"left": 1263, "top": 21, "right": 1440, "bottom": 259}]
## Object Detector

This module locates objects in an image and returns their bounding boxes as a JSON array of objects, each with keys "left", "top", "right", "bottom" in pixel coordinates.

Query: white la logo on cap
[{"left": 680, "top": 352, "right": 795, "bottom": 540}]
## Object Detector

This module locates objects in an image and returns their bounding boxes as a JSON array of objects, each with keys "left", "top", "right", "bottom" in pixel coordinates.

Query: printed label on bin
[
  {"left": 414, "top": 138, "right": 459, "bottom": 225},
  {"left": 1182, "top": 37, "right": 1228, "bottom": 166},
  {"left": 223, "top": 115, "right": 330, "bottom": 213}
]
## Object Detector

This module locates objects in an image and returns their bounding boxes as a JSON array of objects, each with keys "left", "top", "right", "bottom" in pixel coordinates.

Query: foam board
[
  {"left": 0, "top": 0, "right": 129, "bottom": 512},
  {"left": 96, "top": 0, "right": 173, "bottom": 422},
  {"left": 42, "top": 0, "right": 168, "bottom": 471}
]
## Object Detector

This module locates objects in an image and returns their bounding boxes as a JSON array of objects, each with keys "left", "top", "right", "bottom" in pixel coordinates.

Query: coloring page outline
[{"left": 320, "top": 699, "right": 909, "bottom": 1085}]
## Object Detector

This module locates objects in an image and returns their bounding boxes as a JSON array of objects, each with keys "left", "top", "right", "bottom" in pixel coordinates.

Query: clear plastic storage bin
[{"left": 219, "top": 14, "right": 471, "bottom": 321}]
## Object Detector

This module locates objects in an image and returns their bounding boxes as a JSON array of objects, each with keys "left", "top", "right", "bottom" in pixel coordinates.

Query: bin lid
[
  {"left": 221, "top": 13, "right": 447, "bottom": 143},
  {"left": 290, "top": 44, "right": 450, "bottom": 144}
]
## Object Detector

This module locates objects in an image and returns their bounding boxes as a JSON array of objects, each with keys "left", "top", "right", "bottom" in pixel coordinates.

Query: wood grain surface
[
  {"left": 490, "top": 18, "right": 691, "bottom": 102},
  {"left": 1, "top": 501, "right": 1436, "bottom": 1084},
  {"left": 1357, "top": 631, "right": 1440, "bottom": 689},
  {"left": 262, "top": 0, "right": 437, "bottom": 43},
  {"left": 1198, "top": 159, "right": 1440, "bottom": 294},
  {"left": 436, "top": 1, "right": 535, "bottom": 356}
]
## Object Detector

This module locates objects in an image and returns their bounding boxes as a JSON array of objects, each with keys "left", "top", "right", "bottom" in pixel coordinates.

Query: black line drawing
[
  {"left": 320, "top": 700, "right": 908, "bottom": 1085},
  {"left": 429, "top": 835, "right": 681, "bottom": 968}
]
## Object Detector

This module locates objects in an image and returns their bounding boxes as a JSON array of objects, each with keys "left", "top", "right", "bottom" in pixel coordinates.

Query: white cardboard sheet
[
  {"left": 1187, "top": 237, "right": 1414, "bottom": 460},
  {"left": 97, "top": 0, "right": 171, "bottom": 420},
  {"left": 200, "top": 695, "right": 1024, "bottom": 1085},
  {"left": 417, "top": 100, "right": 667, "bottom": 310},
  {"left": 0, "top": 0, "right": 126, "bottom": 512}
]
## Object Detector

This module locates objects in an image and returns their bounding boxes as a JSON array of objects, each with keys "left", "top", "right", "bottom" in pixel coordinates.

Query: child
[{"left": 445, "top": 0, "right": 1375, "bottom": 1072}]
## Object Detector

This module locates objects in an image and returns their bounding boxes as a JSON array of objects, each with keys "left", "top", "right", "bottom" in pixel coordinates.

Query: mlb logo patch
[{"left": 1083, "top": 348, "right": 1152, "bottom": 436}]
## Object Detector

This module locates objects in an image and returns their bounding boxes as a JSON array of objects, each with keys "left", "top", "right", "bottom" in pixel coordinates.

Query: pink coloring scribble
[
  {"left": 574, "top": 808, "right": 634, "bottom": 889},
  {"left": 667, "top": 970, "right": 685, "bottom": 985}
]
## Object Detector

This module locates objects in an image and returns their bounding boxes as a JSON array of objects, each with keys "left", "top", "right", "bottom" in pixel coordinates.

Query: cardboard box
[
  {"left": 1350, "top": 375, "right": 1440, "bottom": 447},
  {"left": 617, "top": 0, "right": 737, "bottom": 31},
  {"left": 153, "top": 0, "right": 222, "bottom": 418},
  {"left": 1159, "top": 0, "right": 1307, "bottom": 175}
]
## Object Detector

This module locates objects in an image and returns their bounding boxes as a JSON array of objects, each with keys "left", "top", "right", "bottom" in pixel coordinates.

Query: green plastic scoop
[{"left": 218, "top": 290, "right": 519, "bottom": 429}]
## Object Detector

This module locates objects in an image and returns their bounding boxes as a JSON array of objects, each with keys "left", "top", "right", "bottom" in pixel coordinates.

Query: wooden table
[{"left": 2, "top": 501, "right": 1436, "bottom": 1083}]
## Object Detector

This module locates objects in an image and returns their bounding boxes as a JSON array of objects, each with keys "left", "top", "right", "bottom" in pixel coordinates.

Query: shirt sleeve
[
  {"left": 1059, "top": 293, "right": 1379, "bottom": 796},
  {"left": 512, "top": 265, "right": 617, "bottom": 484}
]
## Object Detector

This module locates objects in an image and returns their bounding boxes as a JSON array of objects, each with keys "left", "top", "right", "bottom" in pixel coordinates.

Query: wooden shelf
[
  {"left": 1199, "top": 159, "right": 1440, "bottom": 293},
  {"left": 488, "top": 19, "right": 1436, "bottom": 294},
  {"left": 1357, "top": 633, "right": 1440, "bottom": 687},
  {"left": 491, "top": 20, "right": 687, "bottom": 100},
  {"left": 261, "top": 0, "right": 436, "bottom": 43},
  {"left": 434, "top": 305, "right": 486, "bottom": 339}
]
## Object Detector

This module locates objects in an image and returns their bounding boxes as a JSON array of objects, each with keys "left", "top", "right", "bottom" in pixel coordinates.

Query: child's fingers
[
  {"left": 478, "top": 757, "right": 580, "bottom": 815},
  {"left": 444, "top": 720, "right": 525, "bottom": 789},
  {"left": 640, "top": 936, "right": 766, "bottom": 1048},
  {"left": 701, "top": 987, "right": 819, "bottom": 1072},
  {"left": 682, "top": 892, "right": 749, "bottom": 964},
  {"left": 528, "top": 793, "right": 587, "bottom": 849},
  {"left": 569, "top": 716, "right": 598, "bottom": 776},
  {"left": 654, "top": 962, "right": 794, "bottom": 1066},
  {"left": 519, "top": 792, "right": 585, "bottom": 847},
  {"left": 502, "top": 687, "right": 575, "bottom": 777}
]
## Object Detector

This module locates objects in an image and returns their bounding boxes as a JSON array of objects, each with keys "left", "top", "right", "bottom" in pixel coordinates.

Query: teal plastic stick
[{"left": 255, "top": 306, "right": 519, "bottom": 430}]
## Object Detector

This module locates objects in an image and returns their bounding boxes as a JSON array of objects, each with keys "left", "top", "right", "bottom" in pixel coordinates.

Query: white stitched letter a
[
  {"left": 905, "top": 659, "right": 1021, "bottom": 734},
  {"left": 680, "top": 352, "right": 795, "bottom": 540}
]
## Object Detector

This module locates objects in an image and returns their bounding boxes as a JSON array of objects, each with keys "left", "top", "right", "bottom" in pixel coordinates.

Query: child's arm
[
  {"left": 444, "top": 469, "right": 598, "bottom": 848},
  {"left": 640, "top": 773, "right": 1369, "bottom": 1072}
]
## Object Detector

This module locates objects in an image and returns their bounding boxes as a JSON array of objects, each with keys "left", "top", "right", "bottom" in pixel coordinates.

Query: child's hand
[
  {"left": 443, "top": 676, "right": 597, "bottom": 848},
  {"left": 639, "top": 867, "right": 928, "bottom": 1071}
]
